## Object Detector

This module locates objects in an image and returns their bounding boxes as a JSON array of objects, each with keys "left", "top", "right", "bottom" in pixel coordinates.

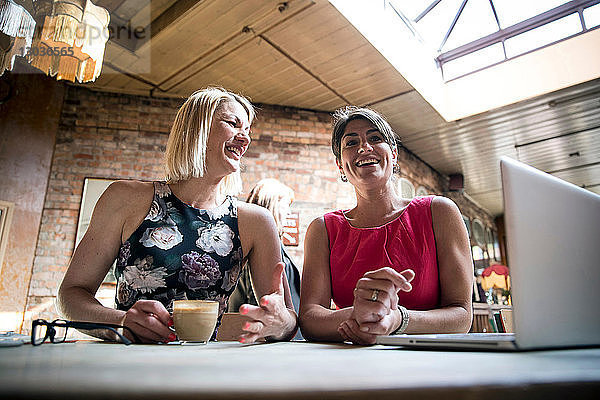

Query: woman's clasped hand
[{"left": 338, "top": 267, "right": 415, "bottom": 344}]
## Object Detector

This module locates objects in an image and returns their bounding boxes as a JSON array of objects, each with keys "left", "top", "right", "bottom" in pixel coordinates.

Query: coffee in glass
[{"left": 172, "top": 300, "right": 219, "bottom": 344}]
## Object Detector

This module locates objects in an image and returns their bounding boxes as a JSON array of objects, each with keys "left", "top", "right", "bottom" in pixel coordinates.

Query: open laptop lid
[
  {"left": 377, "top": 158, "right": 600, "bottom": 350},
  {"left": 501, "top": 157, "right": 600, "bottom": 349}
]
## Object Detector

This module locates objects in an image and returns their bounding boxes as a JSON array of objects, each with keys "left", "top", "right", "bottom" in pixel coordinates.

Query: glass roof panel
[
  {"left": 357, "top": 0, "right": 597, "bottom": 82},
  {"left": 442, "top": 42, "right": 505, "bottom": 80},
  {"left": 583, "top": 3, "right": 600, "bottom": 28},
  {"left": 493, "top": 0, "right": 572, "bottom": 28},
  {"left": 396, "top": 0, "right": 436, "bottom": 21},
  {"left": 504, "top": 13, "right": 582, "bottom": 58},
  {"left": 442, "top": 0, "right": 499, "bottom": 52},
  {"left": 409, "top": 0, "right": 464, "bottom": 51}
]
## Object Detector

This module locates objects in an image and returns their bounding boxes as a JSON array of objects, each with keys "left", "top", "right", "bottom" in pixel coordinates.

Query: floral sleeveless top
[{"left": 114, "top": 182, "right": 244, "bottom": 336}]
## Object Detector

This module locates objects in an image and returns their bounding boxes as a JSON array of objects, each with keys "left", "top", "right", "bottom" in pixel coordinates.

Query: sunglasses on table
[{"left": 31, "top": 319, "right": 141, "bottom": 346}]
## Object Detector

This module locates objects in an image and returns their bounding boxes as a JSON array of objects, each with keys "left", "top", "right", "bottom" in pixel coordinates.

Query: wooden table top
[{"left": 1, "top": 341, "right": 599, "bottom": 399}]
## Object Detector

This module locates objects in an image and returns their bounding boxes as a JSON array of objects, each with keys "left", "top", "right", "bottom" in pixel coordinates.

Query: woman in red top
[{"left": 299, "top": 107, "right": 473, "bottom": 344}]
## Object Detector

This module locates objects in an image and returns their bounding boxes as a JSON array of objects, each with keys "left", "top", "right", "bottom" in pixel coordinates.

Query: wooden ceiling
[{"left": 89, "top": 0, "right": 600, "bottom": 216}]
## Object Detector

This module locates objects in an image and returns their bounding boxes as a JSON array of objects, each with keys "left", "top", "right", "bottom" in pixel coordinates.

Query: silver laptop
[{"left": 377, "top": 156, "right": 600, "bottom": 350}]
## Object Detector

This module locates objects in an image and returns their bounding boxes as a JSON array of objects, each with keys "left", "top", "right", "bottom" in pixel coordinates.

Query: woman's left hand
[
  {"left": 339, "top": 308, "right": 402, "bottom": 345},
  {"left": 351, "top": 267, "right": 414, "bottom": 325},
  {"left": 238, "top": 262, "right": 297, "bottom": 343}
]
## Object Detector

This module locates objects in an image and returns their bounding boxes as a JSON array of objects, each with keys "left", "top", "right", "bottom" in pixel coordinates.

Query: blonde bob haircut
[
  {"left": 246, "top": 178, "right": 294, "bottom": 234},
  {"left": 164, "top": 87, "right": 255, "bottom": 196}
]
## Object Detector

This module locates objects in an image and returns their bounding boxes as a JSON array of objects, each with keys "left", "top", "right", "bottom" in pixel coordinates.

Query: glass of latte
[{"left": 172, "top": 300, "right": 219, "bottom": 344}]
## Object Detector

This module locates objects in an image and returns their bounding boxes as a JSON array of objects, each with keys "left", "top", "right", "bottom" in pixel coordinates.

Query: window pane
[
  {"left": 493, "top": 0, "right": 571, "bottom": 29},
  {"left": 413, "top": 0, "right": 465, "bottom": 50},
  {"left": 462, "top": 215, "right": 471, "bottom": 239},
  {"left": 472, "top": 245, "right": 484, "bottom": 261},
  {"left": 493, "top": 231, "right": 501, "bottom": 261},
  {"left": 442, "top": 42, "right": 505, "bottom": 80},
  {"left": 391, "top": 0, "right": 436, "bottom": 21},
  {"left": 486, "top": 228, "right": 495, "bottom": 261},
  {"left": 443, "top": 0, "right": 499, "bottom": 52},
  {"left": 583, "top": 3, "right": 600, "bottom": 29},
  {"left": 472, "top": 219, "right": 486, "bottom": 248},
  {"left": 504, "top": 13, "right": 582, "bottom": 58}
]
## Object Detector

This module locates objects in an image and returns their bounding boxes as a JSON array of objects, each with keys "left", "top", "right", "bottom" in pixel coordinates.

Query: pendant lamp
[
  {"left": 0, "top": 0, "right": 36, "bottom": 76},
  {"left": 27, "top": 0, "right": 109, "bottom": 82}
]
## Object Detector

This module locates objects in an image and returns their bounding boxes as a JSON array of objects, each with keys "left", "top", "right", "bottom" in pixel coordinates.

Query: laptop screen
[{"left": 500, "top": 157, "right": 600, "bottom": 349}]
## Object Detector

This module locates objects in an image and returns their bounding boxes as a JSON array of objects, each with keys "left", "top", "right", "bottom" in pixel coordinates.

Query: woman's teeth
[
  {"left": 356, "top": 158, "right": 378, "bottom": 166},
  {"left": 226, "top": 146, "right": 241, "bottom": 157}
]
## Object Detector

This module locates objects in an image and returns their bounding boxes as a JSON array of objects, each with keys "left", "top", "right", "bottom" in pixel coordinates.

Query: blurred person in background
[{"left": 228, "top": 178, "right": 302, "bottom": 339}]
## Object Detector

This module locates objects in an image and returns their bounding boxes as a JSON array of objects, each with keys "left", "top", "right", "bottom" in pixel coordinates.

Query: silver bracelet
[{"left": 393, "top": 305, "right": 410, "bottom": 335}]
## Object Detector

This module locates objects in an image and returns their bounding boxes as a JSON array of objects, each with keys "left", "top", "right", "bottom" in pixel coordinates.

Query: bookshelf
[{"left": 471, "top": 303, "right": 512, "bottom": 333}]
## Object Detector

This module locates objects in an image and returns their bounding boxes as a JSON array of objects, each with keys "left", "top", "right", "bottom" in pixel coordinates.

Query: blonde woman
[
  {"left": 228, "top": 179, "right": 301, "bottom": 332},
  {"left": 58, "top": 88, "right": 298, "bottom": 344}
]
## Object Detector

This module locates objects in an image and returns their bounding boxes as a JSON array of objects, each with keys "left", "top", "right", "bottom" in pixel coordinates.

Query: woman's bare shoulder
[
  {"left": 237, "top": 201, "right": 273, "bottom": 222},
  {"left": 96, "top": 180, "right": 155, "bottom": 218},
  {"left": 307, "top": 215, "right": 326, "bottom": 231},
  {"left": 104, "top": 180, "right": 153, "bottom": 197},
  {"left": 104, "top": 180, "right": 152, "bottom": 201},
  {"left": 431, "top": 195, "right": 460, "bottom": 214},
  {"left": 304, "top": 216, "right": 328, "bottom": 244},
  {"left": 431, "top": 196, "right": 466, "bottom": 233},
  {"left": 94, "top": 180, "right": 156, "bottom": 241}
]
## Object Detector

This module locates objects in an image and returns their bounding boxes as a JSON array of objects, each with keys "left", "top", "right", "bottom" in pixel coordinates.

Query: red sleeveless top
[{"left": 324, "top": 196, "right": 440, "bottom": 310}]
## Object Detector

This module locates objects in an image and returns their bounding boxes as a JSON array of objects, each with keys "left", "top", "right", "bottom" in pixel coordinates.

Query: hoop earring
[{"left": 340, "top": 173, "right": 348, "bottom": 182}]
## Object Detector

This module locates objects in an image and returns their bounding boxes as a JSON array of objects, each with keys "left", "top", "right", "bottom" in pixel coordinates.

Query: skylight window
[
  {"left": 583, "top": 3, "right": 600, "bottom": 28},
  {"left": 442, "top": 42, "right": 505, "bottom": 81},
  {"left": 493, "top": 0, "right": 571, "bottom": 28},
  {"left": 441, "top": 0, "right": 498, "bottom": 51},
  {"left": 504, "top": 13, "right": 582, "bottom": 58},
  {"left": 329, "top": 0, "right": 600, "bottom": 120},
  {"left": 388, "top": 0, "right": 600, "bottom": 80}
]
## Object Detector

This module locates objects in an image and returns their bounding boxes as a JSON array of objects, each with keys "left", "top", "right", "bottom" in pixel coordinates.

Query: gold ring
[{"left": 370, "top": 289, "right": 379, "bottom": 302}]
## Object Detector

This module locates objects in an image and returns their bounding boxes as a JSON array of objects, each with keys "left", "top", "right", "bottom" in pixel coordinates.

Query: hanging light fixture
[
  {"left": 0, "top": 0, "right": 36, "bottom": 76},
  {"left": 28, "top": 0, "right": 109, "bottom": 83},
  {"left": 481, "top": 264, "right": 510, "bottom": 291}
]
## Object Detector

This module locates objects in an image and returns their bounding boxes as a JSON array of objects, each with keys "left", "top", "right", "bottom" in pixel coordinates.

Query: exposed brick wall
[
  {"left": 0, "top": 70, "right": 64, "bottom": 333},
  {"left": 25, "top": 89, "right": 181, "bottom": 327},
  {"left": 24, "top": 86, "right": 497, "bottom": 329},
  {"left": 397, "top": 149, "right": 447, "bottom": 195},
  {"left": 243, "top": 104, "right": 355, "bottom": 264}
]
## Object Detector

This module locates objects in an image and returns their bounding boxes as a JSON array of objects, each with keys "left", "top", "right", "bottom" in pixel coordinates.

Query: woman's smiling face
[
  {"left": 205, "top": 100, "right": 251, "bottom": 178},
  {"left": 337, "top": 118, "right": 397, "bottom": 187}
]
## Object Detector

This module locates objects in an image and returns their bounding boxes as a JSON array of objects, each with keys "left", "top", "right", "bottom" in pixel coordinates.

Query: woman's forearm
[
  {"left": 299, "top": 305, "right": 354, "bottom": 342},
  {"left": 57, "top": 285, "right": 126, "bottom": 340},
  {"left": 404, "top": 304, "right": 472, "bottom": 334}
]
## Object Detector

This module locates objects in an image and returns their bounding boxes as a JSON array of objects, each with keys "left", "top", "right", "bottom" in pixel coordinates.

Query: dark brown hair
[{"left": 331, "top": 106, "right": 399, "bottom": 162}]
